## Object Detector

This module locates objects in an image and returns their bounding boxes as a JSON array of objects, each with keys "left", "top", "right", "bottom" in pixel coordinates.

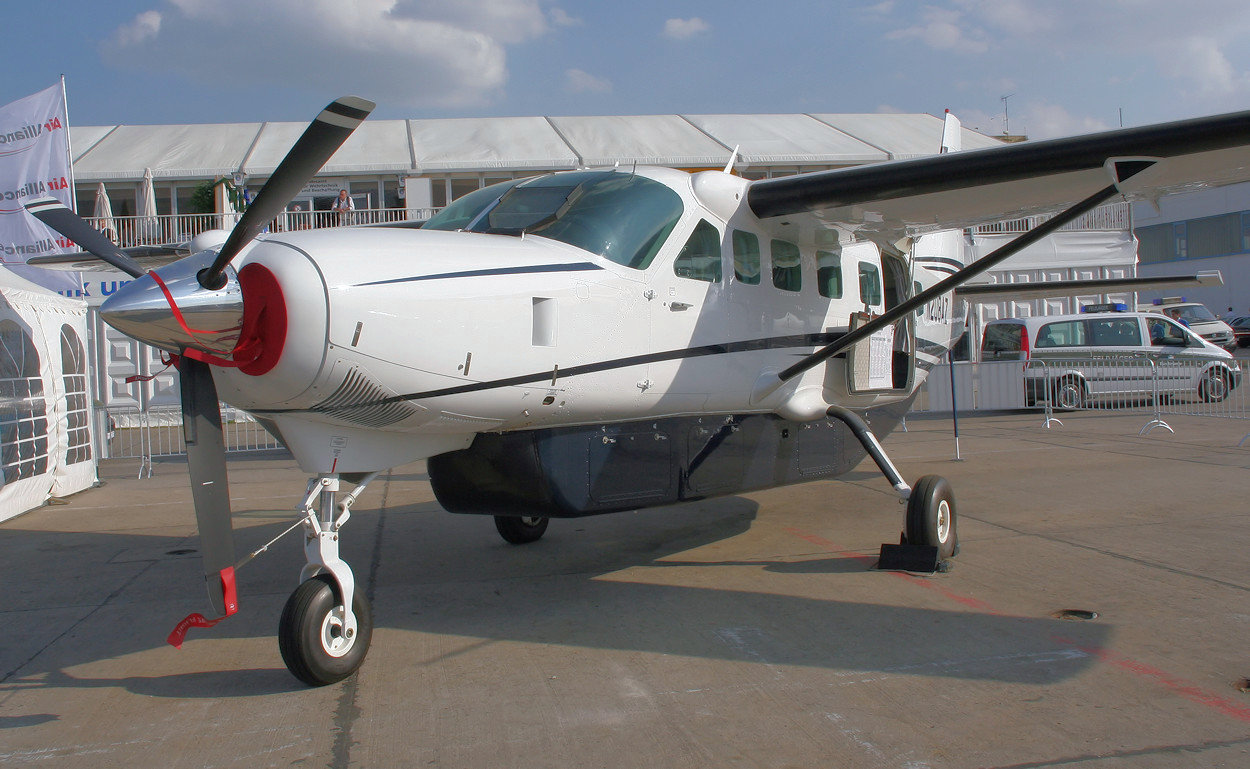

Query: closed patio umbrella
[
  {"left": 137, "top": 167, "right": 159, "bottom": 244},
  {"left": 92, "top": 182, "right": 116, "bottom": 242}
]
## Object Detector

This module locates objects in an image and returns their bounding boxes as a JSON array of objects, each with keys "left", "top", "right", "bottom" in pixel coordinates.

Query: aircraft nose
[{"left": 101, "top": 253, "right": 244, "bottom": 355}]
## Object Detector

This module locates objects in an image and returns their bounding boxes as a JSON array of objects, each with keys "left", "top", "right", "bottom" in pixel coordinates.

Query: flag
[{"left": 0, "top": 81, "right": 75, "bottom": 265}]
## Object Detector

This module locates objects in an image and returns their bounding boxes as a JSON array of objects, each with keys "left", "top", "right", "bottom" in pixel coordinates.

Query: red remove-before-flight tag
[{"left": 166, "top": 567, "right": 239, "bottom": 649}]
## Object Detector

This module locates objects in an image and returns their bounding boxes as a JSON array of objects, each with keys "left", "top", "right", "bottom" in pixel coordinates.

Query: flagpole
[{"left": 61, "top": 74, "right": 76, "bottom": 213}]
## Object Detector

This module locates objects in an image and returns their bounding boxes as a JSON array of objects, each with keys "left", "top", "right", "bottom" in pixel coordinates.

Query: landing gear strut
[
  {"left": 278, "top": 473, "right": 377, "bottom": 686},
  {"left": 825, "top": 405, "right": 958, "bottom": 568}
]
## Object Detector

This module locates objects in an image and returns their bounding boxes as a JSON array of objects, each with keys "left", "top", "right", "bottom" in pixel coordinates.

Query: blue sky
[{"left": 4, "top": 1, "right": 1250, "bottom": 139}]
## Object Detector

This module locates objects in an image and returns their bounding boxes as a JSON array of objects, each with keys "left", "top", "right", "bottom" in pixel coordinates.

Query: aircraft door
[
  {"left": 846, "top": 250, "right": 913, "bottom": 393},
  {"left": 647, "top": 218, "right": 728, "bottom": 410}
]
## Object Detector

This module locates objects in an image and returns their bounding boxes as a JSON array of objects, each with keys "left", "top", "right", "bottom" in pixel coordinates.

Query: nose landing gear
[{"left": 278, "top": 473, "right": 378, "bottom": 686}]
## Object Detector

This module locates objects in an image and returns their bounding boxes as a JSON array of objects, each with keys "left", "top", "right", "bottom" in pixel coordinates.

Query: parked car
[
  {"left": 1139, "top": 298, "right": 1236, "bottom": 350},
  {"left": 981, "top": 307, "right": 1240, "bottom": 408},
  {"left": 1226, "top": 315, "right": 1250, "bottom": 348}
]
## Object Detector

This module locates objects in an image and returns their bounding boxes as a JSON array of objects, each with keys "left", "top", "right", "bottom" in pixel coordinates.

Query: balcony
[{"left": 84, "top": 207, "right": 437, "bottom": 249}]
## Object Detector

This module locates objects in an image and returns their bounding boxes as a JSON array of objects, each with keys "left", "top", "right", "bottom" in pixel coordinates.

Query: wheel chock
[{"left": 877, "top": 542, "right": 942, "bottom": 573}]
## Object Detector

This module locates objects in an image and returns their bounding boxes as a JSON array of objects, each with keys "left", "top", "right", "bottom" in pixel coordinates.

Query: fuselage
[{"left": 105, "top": 167, "right": 969, "bottom": 474}]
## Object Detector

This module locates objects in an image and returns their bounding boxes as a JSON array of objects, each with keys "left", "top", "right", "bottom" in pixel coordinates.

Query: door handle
[{"left": 669, "top": 302, "right": 692, "bottom": 311}]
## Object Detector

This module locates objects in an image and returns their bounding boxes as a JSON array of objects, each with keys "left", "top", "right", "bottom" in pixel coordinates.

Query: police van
[
  {"left": 981, "top": 303, "right": 1240, "bottom": 408},
  {"left": 1137, "top": 297, "right": 1236, "bottom": 351}
]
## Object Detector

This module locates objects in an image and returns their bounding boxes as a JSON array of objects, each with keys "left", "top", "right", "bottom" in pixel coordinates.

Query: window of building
[
  {"left": 674, "top": 220, "right": 722, "bottom": 282},
  {"left": 1173, "top": 222, "right": 1187, "bottom": 259},
  {"left": 1186, "top": 212, "right": 1240, "bottom": 258},
  {"left": 858, "top": 261, "right": 882, "bottom": 306},
  {"left": 732, "top": 230, "right": 760, "bottom": 284},
  {"left": 771, "top": 240, "right": 802, "bottom": 292},
  {"left": 817, "top": 249, "right": 842, "bottom": 298},
  {"left": 1136, "top": 224, "right": 1172, "bottom": 264}
]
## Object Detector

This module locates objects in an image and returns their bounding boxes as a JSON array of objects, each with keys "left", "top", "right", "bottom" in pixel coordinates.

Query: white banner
[{"left": 0, "top": 82, "right": 74, "bottom": 265}]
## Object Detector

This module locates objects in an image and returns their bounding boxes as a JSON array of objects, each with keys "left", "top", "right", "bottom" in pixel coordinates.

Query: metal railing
[
  {"left": 99, "top": 404, "right": 284, "bottom": 477},
  {"left": 972, "top": 201, "right": 1131, "bottom": 234},
  {"left": 85, "top": 207, "right": 435, "bottom": 249},
  {"left": 921, "top": 357, "right": 1250, "bottom": 436}
]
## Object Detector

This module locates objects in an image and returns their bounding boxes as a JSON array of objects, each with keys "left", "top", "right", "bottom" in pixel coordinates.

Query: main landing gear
[
  {"left": 278, "top": 473, "right": 378, "bottom": 686},
  {"left": 825, "top": 405, "right": 958, "bottom": 567}
]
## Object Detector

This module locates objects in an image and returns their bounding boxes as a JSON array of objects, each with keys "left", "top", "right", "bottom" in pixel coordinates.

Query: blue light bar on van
[{"left": 1081, "top": 302, "right": 1128, "bottom": 313}]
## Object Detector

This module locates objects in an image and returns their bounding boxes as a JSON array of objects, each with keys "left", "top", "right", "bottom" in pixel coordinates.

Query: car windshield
[
  {"left": 1166, "top": 304, "right": 1217, "bottom": 323},
  {"left": 424, "top": 170, "right": 684, "bottom": 270}
]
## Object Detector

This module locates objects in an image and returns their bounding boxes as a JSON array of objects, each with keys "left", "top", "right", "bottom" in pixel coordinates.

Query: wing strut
[{"left": 768, "top": 180, "right": 1128, "bottom": 391}]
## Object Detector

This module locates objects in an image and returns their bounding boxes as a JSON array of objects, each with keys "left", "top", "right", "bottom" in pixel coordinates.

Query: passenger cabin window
[
  {"left": 771, "top": 240, "right": 802, "bottom": 292},
  {"left": 1035, "top": 320, "right": 1085, "bottom": 347},
  {"left": 817, "top": 249, "right": 842, "bottom": 298},
  {"left": 1088, "top": 319, "right": 1142, "bottom": 346},
  {"left": 858, "top": 262, "right": 882, "bottom": 306},
  {"left": 674, "top": 220, "right": 722, "bottom": 282},
  {"left": 732, "top": 230, "right": 761, "bottom": 285}
]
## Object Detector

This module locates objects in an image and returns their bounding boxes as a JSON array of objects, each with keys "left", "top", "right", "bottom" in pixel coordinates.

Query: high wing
[{"left": 747, "top": 110, "right": 1250, "bottom": 240}]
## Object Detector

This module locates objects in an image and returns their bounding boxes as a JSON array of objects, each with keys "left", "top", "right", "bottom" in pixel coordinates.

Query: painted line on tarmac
[{"left": 783, "top": 526, "right": 1250, "bottom": 725}]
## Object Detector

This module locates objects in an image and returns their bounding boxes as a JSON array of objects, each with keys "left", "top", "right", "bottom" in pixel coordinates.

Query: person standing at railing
[{"left": 331, "top": 189, "right": 354, "bottom": 225}]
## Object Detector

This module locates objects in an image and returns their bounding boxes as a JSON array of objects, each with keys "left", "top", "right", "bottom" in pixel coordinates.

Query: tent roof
[{"left": 69, "top": 113, "right": 1006, "bottom": 182}]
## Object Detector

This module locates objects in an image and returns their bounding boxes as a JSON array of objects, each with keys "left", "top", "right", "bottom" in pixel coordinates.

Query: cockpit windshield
[{"left": 423, "top": 170, "right": 684, "bottom": 270}]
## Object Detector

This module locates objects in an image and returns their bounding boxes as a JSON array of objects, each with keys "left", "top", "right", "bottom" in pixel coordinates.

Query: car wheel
[
  {"left": 1200, "top": 370, "right": 1231, "bottom": 403},
  {"left": 1053, "top": 377, "right": 1086, "bottom": 410}
]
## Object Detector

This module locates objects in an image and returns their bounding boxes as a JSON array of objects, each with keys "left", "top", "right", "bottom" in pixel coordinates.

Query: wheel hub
[
  {"left": 936, "top": 500, "right": 951, "bottom": 543},
  {"left": 320, "top": 606, "right": 356, "bottom": 657}
]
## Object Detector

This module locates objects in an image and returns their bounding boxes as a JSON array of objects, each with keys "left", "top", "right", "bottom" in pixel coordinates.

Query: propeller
[
  {"left": 199, "top": 95, "right": 374, "bottom": 289},
  {"left": 26, "top": 95, "right": 375, "bottom": 615},
  {"left": 24, "top": 198, "right": 147, "bottom": 278}
]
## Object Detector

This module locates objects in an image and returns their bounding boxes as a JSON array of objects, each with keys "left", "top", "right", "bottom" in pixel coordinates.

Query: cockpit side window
[{"left": 673, "top": 220, "right": 723, "bottom": 283}]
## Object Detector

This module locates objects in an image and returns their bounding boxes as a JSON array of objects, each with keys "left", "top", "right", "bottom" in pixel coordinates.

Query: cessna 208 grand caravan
[{"left": 27, "top": 97, "right": 1250, "bottom": 686}]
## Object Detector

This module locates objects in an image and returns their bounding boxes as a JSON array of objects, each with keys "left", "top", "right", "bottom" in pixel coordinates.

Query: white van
[
  {"left": 981, "top": 306, "right": 1240, "bottom": 408},
  {"left": 1138, "top": 298, "right": 1236, "bottom": 350}
]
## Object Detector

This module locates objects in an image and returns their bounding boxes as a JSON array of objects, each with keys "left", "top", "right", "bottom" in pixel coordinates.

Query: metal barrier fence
[
  {"left": 98, "top": 405, "right": 284, "bottom": 477},
  {"left": 920, "top": 357, "right": 1250, "bottom": 434}
]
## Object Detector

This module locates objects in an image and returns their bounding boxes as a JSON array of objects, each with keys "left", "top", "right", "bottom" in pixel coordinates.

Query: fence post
[{"left": 1139, "top": 359, "right": 1173, "bottom": 436}]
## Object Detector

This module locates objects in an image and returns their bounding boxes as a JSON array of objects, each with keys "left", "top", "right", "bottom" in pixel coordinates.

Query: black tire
[
  {"left": 278, "top": 574, "right": 372, "bottom": 687},
  {"left": 1052, "top": 376, "right": 1086, "bottom": 410},
  {"left": 1200, "top": 369, "right": 1231, "bottom": 403},
  {"left": 494, "top": 515, "right": 549, "bottom": 544},
  {"left": 906, "top": 475, "right": 957, "bottom": 560}
]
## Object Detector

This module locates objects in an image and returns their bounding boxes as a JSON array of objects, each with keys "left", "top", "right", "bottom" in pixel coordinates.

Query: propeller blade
[
  {"left": 24, "top": 198, "right": 147, "bottom": 278},
  {"left": 179, "top": 357, "right": 236, "bottom": 616},
  {"left": 200, "top": 95, "right": 375, "bottom": 288}
]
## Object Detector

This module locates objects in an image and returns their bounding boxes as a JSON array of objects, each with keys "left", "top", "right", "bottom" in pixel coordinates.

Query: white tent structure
[{"left": 0, "top": 267, "right": 97, "bottom": 522}]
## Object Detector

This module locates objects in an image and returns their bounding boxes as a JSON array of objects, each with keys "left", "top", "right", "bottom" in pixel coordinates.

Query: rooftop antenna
[{"left": 1000, "top": 93, "right": 1014, "bottom": 136}]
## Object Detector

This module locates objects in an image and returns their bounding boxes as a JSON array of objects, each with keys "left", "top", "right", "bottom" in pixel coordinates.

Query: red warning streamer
[{"left": 166, "top": 567, "right": 239, "bottom": 649}]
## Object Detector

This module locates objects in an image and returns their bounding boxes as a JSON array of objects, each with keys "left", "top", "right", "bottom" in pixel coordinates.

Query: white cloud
[
  {"left": 663, "top": 18, "right": 709, "bottom": 40},
  {"left": 111, "top": 10, "right": 162, "bottom": 47},
  {"left": 549, "top": 7, "right": 581, "bottom": 27},
  {"left": 565, "top": 69, "right": 612, "bottom": 95},
  {"left": 885, "top": 7, "right": 988, "bottom": 54},
  {"left": 1162, "top": 36, "right": 1243, "bottom": 95},
  {"left": 102, "top": 0, "right": 554, "bottom": 109}
]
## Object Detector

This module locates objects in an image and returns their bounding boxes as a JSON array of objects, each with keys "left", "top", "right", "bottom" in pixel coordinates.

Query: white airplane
[{"left": 26, "top": 97, "right": 1250, "bottom": 686}]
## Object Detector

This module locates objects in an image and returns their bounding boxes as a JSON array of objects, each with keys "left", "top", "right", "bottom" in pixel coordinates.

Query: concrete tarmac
[{"left": 3, "top": 410, "right": 1250, "bottom": 768}]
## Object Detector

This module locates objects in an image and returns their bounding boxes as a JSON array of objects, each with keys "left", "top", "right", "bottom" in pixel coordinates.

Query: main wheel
[
  {"left": 1200, "top": 369, "right": 1231, "bottom": 402},
  {"left": 494, "top": 515, "right": 549, "bottom": 544},
  {"left": 278, "top": 574, "right": 373, "bottom": 686},
  {"left": 906, "top": 475, "right": 957, "bottom": 560}
]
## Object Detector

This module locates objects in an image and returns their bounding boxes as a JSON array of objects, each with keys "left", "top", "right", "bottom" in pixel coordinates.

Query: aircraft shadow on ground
[{"left": 0, "top": 493, "right": 1109, "bottom": 699}]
